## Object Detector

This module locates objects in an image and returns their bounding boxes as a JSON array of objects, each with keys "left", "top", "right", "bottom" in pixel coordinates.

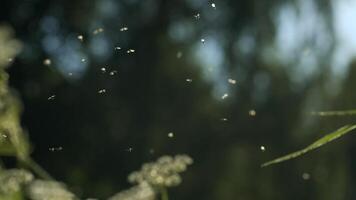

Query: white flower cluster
[
  {"left": 128, "top": 155, "right": 193, "bottom": 187},
  {"left": 0, "top": 169, "right": 33, "bottom": 194},
  {"left": 26, "top": 180, "right": 77, "bottom": 200},
  {"left": 108, "top": 181, "right": 155, "bottom": 200},
  {"left": 0, "top": 26, "right": 22, "bottom": 68}
]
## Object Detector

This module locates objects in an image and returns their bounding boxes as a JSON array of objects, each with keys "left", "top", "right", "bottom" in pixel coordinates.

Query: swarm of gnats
[
  {"left": 0, "top": 25, "right": 194, "bottom": 200},
  {"left": 128, "top": 155, "right": 193, "bottom": 187}
]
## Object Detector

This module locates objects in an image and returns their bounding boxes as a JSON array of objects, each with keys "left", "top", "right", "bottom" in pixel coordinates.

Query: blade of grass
[
  {"left": 261, "top": 124, "right": 356, "bottom": 167},
  {"left": 311, "top": 109, "right": 356, "bottom": 116}
]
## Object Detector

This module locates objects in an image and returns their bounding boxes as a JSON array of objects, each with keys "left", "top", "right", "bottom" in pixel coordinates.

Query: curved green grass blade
[
  {"left": 261, "top": 124, "right": 356, "bottom": 167},
  {"left": 311, "top": 109, "right": 356, "bottom": 116}
]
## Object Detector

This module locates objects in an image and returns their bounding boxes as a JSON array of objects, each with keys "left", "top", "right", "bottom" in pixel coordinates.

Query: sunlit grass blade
[
  {"left": 311, "top": 109, "right": 356, "bottom": 116},
  {"left": 261, "top": 124, "right": 356, "bottom": 167}
]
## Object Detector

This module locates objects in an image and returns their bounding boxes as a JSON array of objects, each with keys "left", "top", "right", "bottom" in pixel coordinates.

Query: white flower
[
  {"left": 0, "top": 169, "right": 33, "bottom": 193},
  {"left": 128, "top": 155, "right": 193, "bottom": 187},
  {"left": 108, "top": 182, "right": 155, "bottom": 200},
  {"left": 26, "top": 180, "right": 77, "bottom": 200}
]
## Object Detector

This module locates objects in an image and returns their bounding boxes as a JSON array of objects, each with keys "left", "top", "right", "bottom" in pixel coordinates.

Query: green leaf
[{"left": 261, "top": 124, "right": 356, "bottom": 167}]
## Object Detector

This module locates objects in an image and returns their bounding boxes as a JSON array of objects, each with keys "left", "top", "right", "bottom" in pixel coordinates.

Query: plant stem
[
  {"left": 23, "top": 158, "right": 54, "bottom": 180},
  {"left": 160, "top": 187, "right": 169, "bottom": 200}
]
